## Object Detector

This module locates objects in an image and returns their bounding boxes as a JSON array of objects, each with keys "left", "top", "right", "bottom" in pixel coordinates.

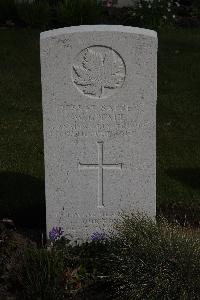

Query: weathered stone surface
[
  {"left": 40, "top": 25, "right": 157, "bottom": 241},
  {"left": 115, "top": 0, "right": 136, "bottom": 7},
  {"left": 102, "top": 0, "right": 136, "bottom": 7}
]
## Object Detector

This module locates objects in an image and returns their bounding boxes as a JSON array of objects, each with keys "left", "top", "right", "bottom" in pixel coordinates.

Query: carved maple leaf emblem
[{"left": 73, "top": 48, "right": 125, "bottom": 98}]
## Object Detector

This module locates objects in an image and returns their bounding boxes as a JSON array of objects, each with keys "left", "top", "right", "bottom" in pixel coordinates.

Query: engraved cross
[{"left": 78, "top": 141, "right": 122, "bottom": 208}]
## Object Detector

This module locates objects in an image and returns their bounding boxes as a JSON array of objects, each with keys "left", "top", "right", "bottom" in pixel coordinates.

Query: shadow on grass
[
  {"left": 166, "top": 168, "right": 200, "bottom": 190},
  {"left": 158, "top": 168, "right": 200, "bottom": 227},
  {"left": 0, "top": 172, "right": 45, "bottom": 229}
]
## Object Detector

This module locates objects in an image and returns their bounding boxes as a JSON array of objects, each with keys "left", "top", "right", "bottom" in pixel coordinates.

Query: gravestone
[
  {"left": 115, "top": 0, "right": 136, "bottom": 7},
  {"left": 40, "top": 25, "right": 157, "bottom": 241},
  {"left": 102, "top": 0, "right": 136, "bottom": 7}
]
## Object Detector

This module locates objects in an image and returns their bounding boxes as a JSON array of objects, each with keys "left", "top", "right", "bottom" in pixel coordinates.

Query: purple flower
[
  {"left": 91, "top": 232, "right": 107, "bottom": 242},
  {"left": 49, "top": 226, "right": 64, "bottom": 242}
]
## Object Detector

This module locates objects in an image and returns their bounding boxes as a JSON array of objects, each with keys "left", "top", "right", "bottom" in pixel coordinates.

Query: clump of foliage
[
  {"left": 2, "top": 216, "right": 200, "bottom": 299},
  {"left": 10, "top": 232, "right": 112, "bottom": 299},
  {"left": 128, "top": 0, "right": 181, "bottom": 30},
  {"left": 0, "top": 0, "right": 104, "bottom": 28},
  {"left": 0, "top": 223, "right": 35, "bottom": 298},
  {"left": 0, "top": 0, "right": 17, "bottom": 22},
  {"left": 55, "top": 0, "right": 103, "bottom": 26},
  {"left": 16, "top": 0, "right": 51, "bottom": 29},
  {"left": 13, "top": 247, "right": 66, "bottom": 300},
  {"left": 0, "top": 223, "right": 10, "bottom": 279},
  {"left": 109, "top": 213, "right": 200, "bottom": 299}
]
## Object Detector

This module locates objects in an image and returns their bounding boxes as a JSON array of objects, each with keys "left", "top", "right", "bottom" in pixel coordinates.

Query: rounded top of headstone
[{"left": 40, "top": 25, "right": 157, "bottom": 40}]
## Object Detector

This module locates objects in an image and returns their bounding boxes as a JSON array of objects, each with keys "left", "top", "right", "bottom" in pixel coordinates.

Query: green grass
[
  {"left": 0, "top": 27, "right": 200, "bottom": 228},
  {"left": 157, "top": 28, "right": 200, "bottom": 224},
  {"left": 0, "top": 28, "right": 45, "bottom": 228}
]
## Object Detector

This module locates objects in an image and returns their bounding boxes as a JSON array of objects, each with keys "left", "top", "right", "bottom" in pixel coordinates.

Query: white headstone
[
  {"left": 102, "top": 0, "right": 136, "bottom": 7},
  {"left": 40, "top": 25, "right": 157, "bottom": 241},
  {"left": 116, "top": 0, "right": 136, "bottom": 7}
]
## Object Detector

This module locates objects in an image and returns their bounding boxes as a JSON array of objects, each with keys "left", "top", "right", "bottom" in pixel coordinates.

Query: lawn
[
  {"left": 0, "top": 27, "right": 200, "bottom": 229},
  {"left": 157, "top": 28, "right": 200, "bottom": 225}
]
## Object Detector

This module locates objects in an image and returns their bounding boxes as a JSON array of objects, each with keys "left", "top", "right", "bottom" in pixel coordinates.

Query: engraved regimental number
[
  {"left": 72, "top": 46, "right": 126, "bottom": 99},
  {"left": 79, "top": 141, "right": 122, "bottom": 208}
]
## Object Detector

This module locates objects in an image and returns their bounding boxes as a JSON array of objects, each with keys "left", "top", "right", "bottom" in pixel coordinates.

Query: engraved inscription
[
  {"left": 79, "top": 141, "right": 122, "bottom": 208},
  {"left": 59, "top": 104, "right": 138, "bottom": 139},
  {"left": 72, "top": 46, "right": 126, "bottom": 99}
]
